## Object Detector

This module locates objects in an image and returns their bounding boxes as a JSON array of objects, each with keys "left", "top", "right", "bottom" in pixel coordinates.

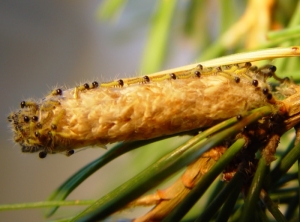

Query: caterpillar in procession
[{"left": 7, "top": 46, "right": 300, "bottom": 162}]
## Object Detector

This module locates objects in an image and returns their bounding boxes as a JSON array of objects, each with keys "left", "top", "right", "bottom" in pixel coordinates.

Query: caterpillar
[{"left": 7, "top": 47, "right": 300, "bottom": 158}]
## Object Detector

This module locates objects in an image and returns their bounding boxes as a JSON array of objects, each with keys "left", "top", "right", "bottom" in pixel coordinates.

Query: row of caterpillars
[{"left": 47, "top": 62, "right": 278, "bottom": 100}]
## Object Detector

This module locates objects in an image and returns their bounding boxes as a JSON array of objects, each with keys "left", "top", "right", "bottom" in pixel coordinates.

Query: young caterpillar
[{"left": 7, "top": 47, "right": 300, "bottom": 158}]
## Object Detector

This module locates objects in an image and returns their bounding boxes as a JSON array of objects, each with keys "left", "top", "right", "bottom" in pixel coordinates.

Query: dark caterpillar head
[
  {"left": 118, "top": 79, "right": 124, "bottom": 87},
  {"left": 53, "top": 88, "right": 63, "bottom": 96},
  {"left": 83, "top": 83, "right": 90, "bottom": 89},
  {"left": 170, "top": 73, "right": 176, "bottom": 79},
  {"left": 39, "top": 151, "right": 47, "bottom": 158},
  {"left": 143, "top": 76, "right": 150, "bottom": 83},
  {"left": 252, "top": 80, "right": 258, "bottom": 87},
  {"left": 234, "top": 77, "right": 240, "bottom": 83},
  {"left": 92, "top": 81, "right": 99, "bottom": 88},
  {"left": 196, "top": 64, "right": 203, "bottom": 70},
  {"left": 66, "top": 150, "right": 75, "bottom": 156},
  {"left": 194, "top": 71, "right": 201, "bottom": 78}
]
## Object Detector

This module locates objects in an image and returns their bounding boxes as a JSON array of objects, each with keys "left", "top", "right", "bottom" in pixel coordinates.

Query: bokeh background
[
  {"left": 0, "top": 1, "right": 208, "bottom": 221},
  {"left": 3, "top": 0, "right": 298, "bottom": 221}
]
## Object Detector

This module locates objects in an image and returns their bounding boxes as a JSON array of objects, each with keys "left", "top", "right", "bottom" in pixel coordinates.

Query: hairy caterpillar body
[{"left": 8, "top": 62, "right": 279, "bottom": 158}]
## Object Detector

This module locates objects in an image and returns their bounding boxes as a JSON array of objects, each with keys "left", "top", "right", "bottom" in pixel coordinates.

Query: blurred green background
[{"left": 1, "top": 0, "right": 299, "bottom": 221}]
